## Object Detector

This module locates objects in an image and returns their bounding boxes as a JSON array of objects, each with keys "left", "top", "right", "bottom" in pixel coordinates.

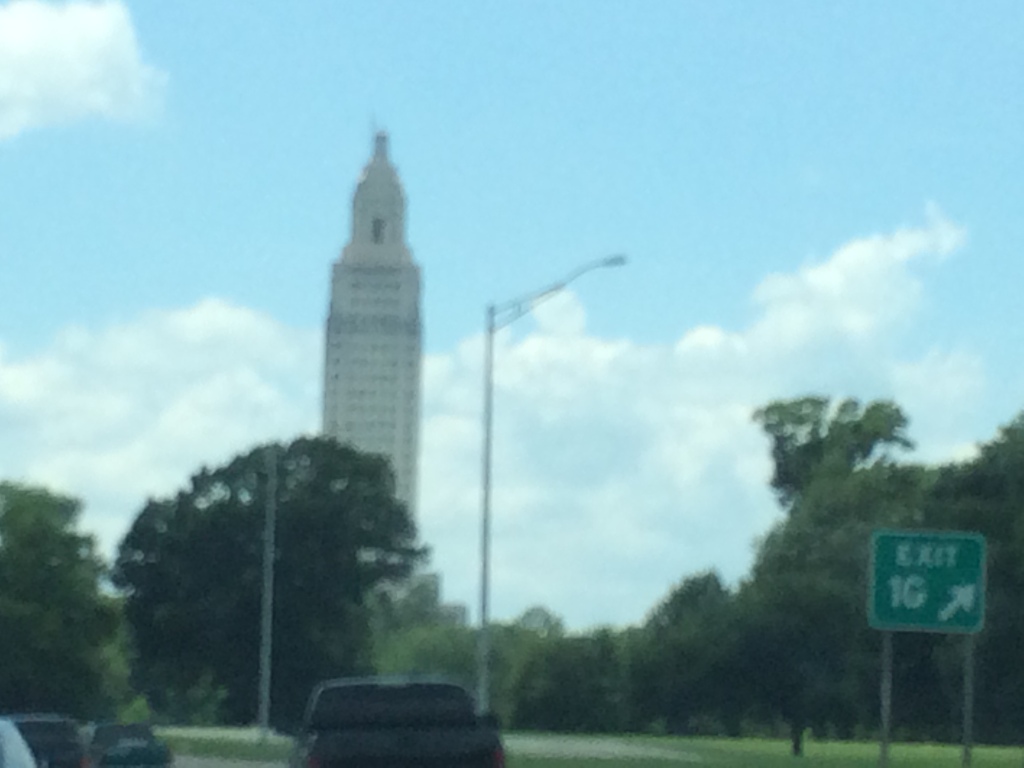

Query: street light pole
[
  {"left": 475, "top": 254, "right": 626, "bottom": 715},
  {"left": 476, "top": 303, "right": 496, "bottom": 716},
  {"left": 258, "top": 443, "right": 277, "bottom": 740}
]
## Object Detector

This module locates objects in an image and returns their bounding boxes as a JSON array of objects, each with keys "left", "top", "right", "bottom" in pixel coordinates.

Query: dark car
[
  {"left": 85, "top": 724, "right": 171, "bottom": 768},
  {"left": 7, "top": 715, "right": 86, "bottom": 768},
  {"left": 0, "top": 718, "right": 38, "bottom": 768},
  {"left": 292, "top": 676, "right": 504, "bottom": 768}
]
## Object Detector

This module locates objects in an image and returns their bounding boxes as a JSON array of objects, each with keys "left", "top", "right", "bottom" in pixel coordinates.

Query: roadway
[{"left": 173, "top": 734, "right": 702, "bottom": 765}]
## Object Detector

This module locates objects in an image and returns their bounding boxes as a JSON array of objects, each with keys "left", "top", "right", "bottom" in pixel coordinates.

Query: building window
[{"left": 372, "top": 218, "right": 385, "bottom": 243}]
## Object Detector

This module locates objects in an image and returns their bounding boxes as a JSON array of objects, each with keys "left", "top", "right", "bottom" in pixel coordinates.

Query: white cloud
[
  {"left": 0, "top": 298, "right": 320, "bottom": 554},
  {"left": 0, "top": 0, "right": 164, "bottom": 140},
  {"left": 892, "top": 348, "right": 986, "bottom": 464},
  {"left": 0, "top": 209, "right": 984, "bottom": 629},
  {"left": 750, "top": 203, "right": 965, "bottom": 352}
]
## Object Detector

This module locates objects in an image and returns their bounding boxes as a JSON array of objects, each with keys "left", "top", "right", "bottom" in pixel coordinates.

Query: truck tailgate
[{"left": 308, "top": 725, "right": 501, "bottom": 768}]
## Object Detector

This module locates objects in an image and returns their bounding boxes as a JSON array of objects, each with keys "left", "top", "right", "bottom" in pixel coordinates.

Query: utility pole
[{"left": 258, "top": 444, "right": 277, "bottom": 739}]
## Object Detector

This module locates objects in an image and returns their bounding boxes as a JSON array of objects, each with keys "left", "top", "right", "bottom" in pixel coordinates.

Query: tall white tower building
[{"left": 323, "top": 132, "right": 422, "bottom": 516}]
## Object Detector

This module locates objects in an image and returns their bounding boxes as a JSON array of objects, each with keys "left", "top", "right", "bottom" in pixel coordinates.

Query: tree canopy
[
  {"left": 754, "top": 396, "right": 913, "bottom": 510},
  {"left": 112, "top": 436, "right": 425, "bottom": 729},
  {"left": 0, "top": 482, "right": 120, "bottom": 717}
]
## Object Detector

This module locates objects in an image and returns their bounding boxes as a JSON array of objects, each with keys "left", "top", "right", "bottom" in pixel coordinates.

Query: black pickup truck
[{"left": 290, "top": 677, "right": 504, "bottom": 768}]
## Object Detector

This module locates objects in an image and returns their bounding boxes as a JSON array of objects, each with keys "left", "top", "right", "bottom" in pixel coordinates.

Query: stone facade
[{"left": 322, "top": 132, "right": 421, "bottom": 516}]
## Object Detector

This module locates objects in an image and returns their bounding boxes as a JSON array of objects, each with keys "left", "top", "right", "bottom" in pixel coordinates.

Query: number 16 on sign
[{"left": 887, "top": 574, "right": 927, "bottom": 610}]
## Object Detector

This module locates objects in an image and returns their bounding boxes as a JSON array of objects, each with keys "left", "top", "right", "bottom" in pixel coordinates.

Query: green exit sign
[{"left": 869, "top": 529, "right": 986, "bottom": 634}]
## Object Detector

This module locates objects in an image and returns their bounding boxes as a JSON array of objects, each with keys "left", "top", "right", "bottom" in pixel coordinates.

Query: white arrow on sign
[{"left": 938, "top": 584, "right": 977, "bottom": 622}]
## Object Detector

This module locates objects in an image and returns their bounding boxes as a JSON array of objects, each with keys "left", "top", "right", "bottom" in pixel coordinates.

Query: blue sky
[{"left": 2, "top": 0, "right": 1023, "bottom": 629}]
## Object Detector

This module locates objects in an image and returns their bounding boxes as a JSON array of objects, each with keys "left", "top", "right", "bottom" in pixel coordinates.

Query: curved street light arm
[{"left": 490, "top": 254, "right": 627, "bottom": 332}]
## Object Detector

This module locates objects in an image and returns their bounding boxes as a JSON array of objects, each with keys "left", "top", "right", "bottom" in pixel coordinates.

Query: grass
[
  {"left": 506, "top": 735, "right": 1024, "bottom": 767},
  {"left": 159, "top": 732, "right": 293, "bottom": 762},
  {"left": 158, "top": 728, "right": 1024, "bottom": 767}
]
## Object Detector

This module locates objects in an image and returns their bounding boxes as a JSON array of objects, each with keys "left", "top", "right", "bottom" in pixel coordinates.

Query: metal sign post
[
  {"left": 880, "top": 631, "right": 893, "bottom": 768},
  {"left": 962, "top": 634, "right": 975, "bottom": 768}
]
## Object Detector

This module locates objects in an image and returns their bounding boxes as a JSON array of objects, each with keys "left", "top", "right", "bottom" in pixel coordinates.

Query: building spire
[
  {"left": 343, "top": 130, "right": 408, "bottom": 260},
  {"left": 374, "top": 130, "right": 389, "bottom": 161}
]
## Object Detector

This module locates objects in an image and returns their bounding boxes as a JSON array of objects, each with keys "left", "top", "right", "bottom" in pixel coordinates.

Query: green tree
[
  {"left": 515, "top": 606, "right": 565, "bottom": 639},
  {"left": 921, "top": 413, "right": 1024, "bottom": 744},
  {"left": 510, "top": 628, "right": 628, "bottom": 733},
  {"left": 368, "top": 570, "right": 456, "bottom": 639},
  {"left": 0, "top": 482, "right": 120, "bottom": 717},
  {"left": 630, "top": 571, "right": 743, "bottom": 736},
  {"left": 748, "top": 396, "right": 921, "bottom": 755},
  {"left": 754, "top": 396, "right": 913, "bottom": 511},
  {"left": 373, "top": 622, "right": 476, "bottom": 691},
  {"left": 95, "top": 602, "right": 140, "bottom": 720},
  {"left": 112, "top": 437, "right": 426, "bottom": 729},
  {"left": 496, "top": 608, "right": 571, "bottom": 726},
  {"left": 368, "top": 569, "right": 476, "bottom": 697}
]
